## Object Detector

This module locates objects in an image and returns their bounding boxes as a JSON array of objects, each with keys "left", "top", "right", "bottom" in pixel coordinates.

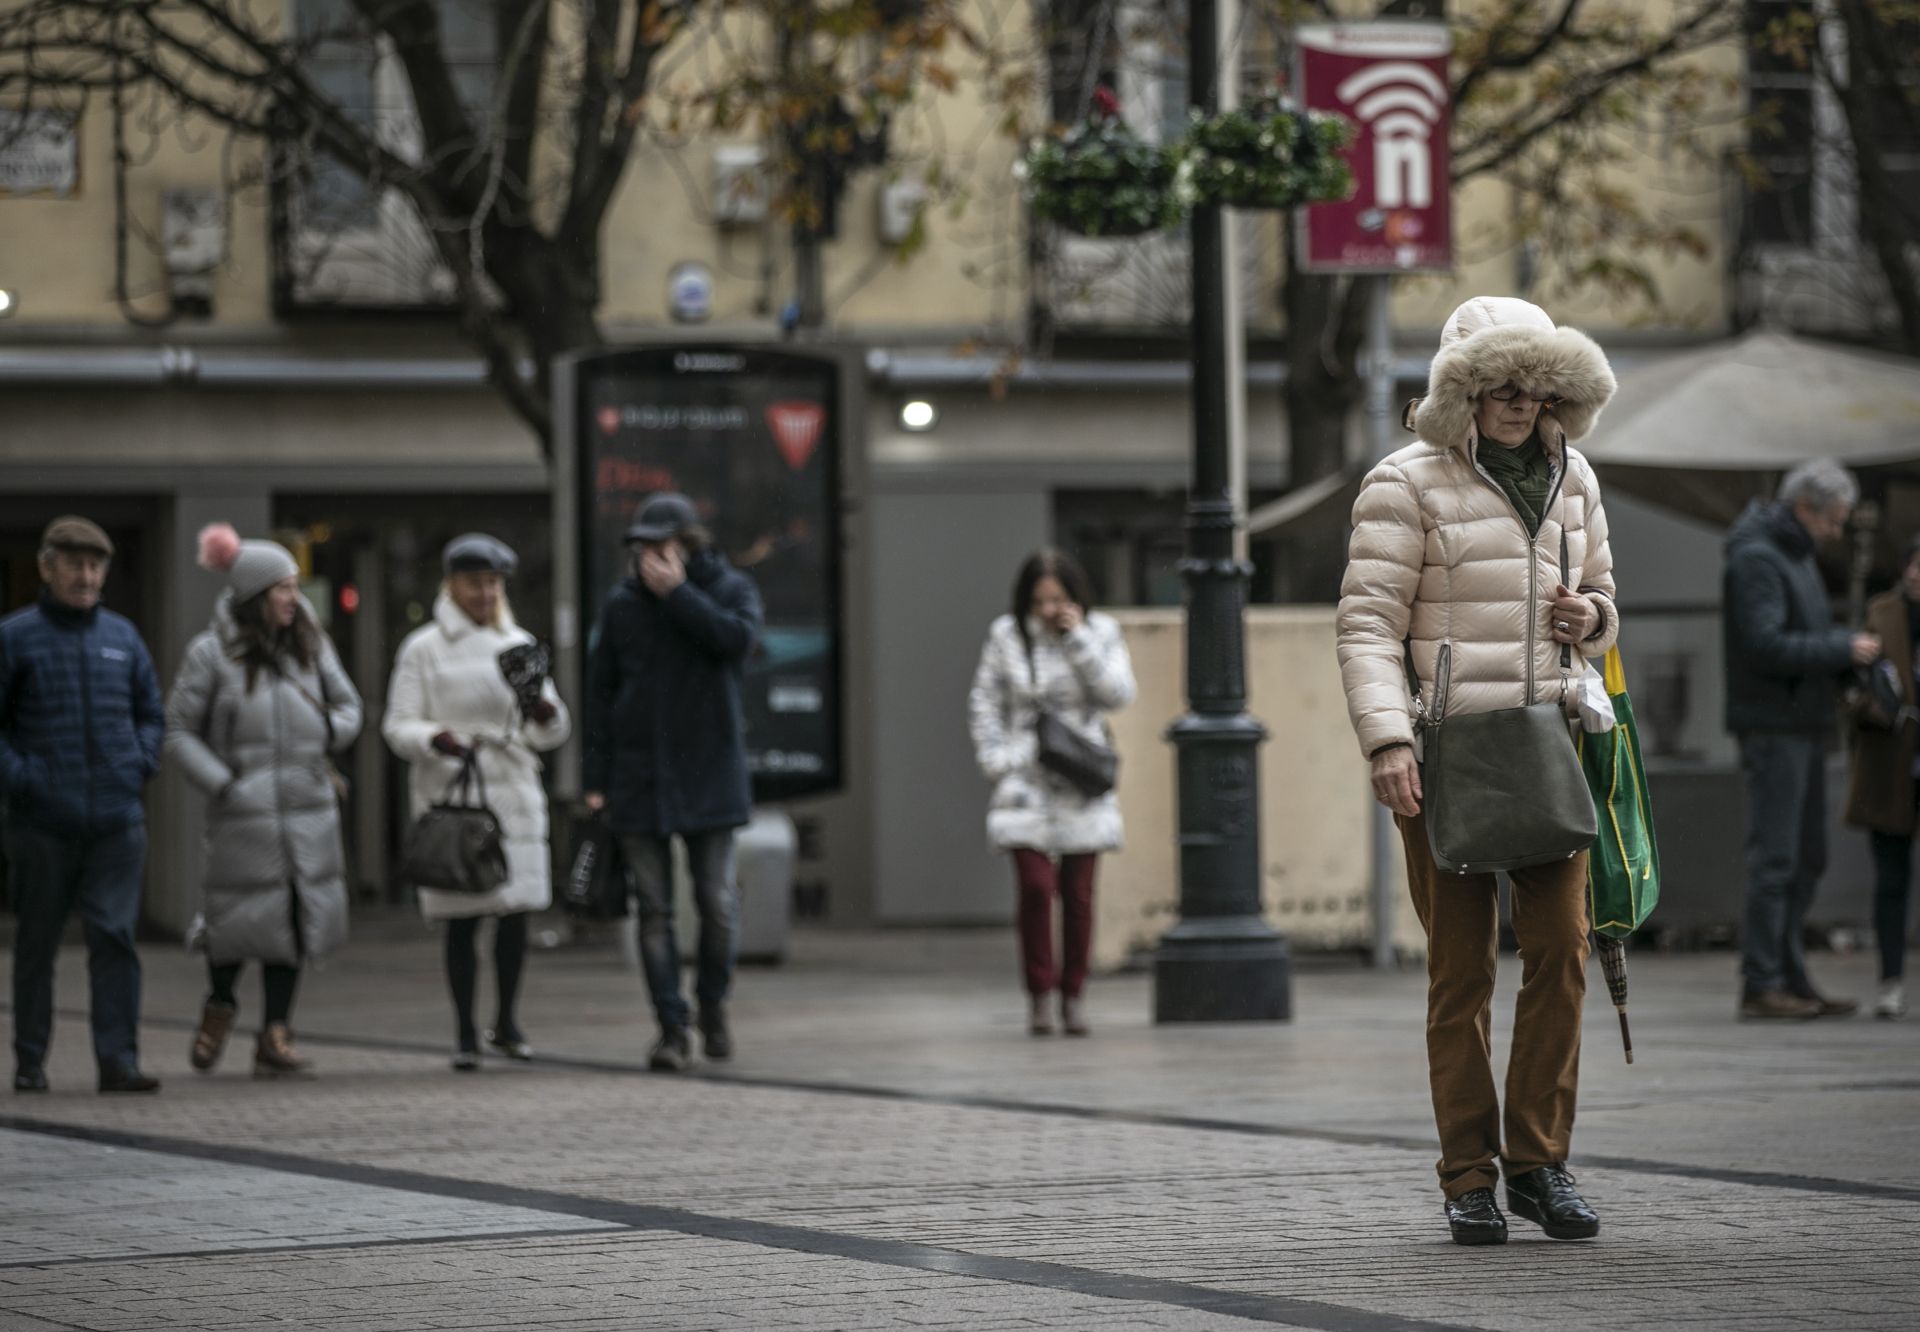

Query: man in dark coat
[
  {"left": 0, "top": 517, "right": 165, "bottom": 1093},
  {"left": 584, "top": 493, "right": 763, "bottom": 1072},
  {"left": 1723, "top": 461, "right": 1879, "bottom": 1021}
]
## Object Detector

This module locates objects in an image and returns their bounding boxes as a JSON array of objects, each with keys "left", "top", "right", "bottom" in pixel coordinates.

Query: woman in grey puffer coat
[{"left": 165, "top": 525, "right": 362, "bottom": 1079}]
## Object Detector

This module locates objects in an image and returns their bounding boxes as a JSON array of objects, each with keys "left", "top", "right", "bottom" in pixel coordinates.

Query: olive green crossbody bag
[{"left": 1406, "top": 533, "right": 1597, "bottom": 875}]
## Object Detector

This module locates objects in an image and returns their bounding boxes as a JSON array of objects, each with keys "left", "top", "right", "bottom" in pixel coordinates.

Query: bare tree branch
[
  {"left": 1451, "top": 0, "right": 1583, "bottom": 109},
  {"left": 1453, "top": 0, "right": 1740, "bottom": 182}
]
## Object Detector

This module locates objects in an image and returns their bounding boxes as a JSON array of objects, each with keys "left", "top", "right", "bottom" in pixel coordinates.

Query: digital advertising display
[{"left": 575, "top": 347, "right": 842, "bottom": 802}]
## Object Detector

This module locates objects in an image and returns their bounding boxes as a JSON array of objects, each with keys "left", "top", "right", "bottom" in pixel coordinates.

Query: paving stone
[{"left": 0, "top": 929, "right": 1914, "bottom": 1330}]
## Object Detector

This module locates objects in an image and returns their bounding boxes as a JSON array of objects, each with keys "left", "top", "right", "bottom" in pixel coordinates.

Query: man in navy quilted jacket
[{"left": 1, "top": 517, "right": 165, "bottom": 1094}]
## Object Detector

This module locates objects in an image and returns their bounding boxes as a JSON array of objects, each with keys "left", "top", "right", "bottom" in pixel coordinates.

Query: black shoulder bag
[
  {"left": 1027, "top": 639, "right": 1119, "bottom": 799},
  {"left": 398, "top": 749, "right": 509, "bottom": 895},
  {"left": 1409, "top": 532, "right": 1597, "bottom": 875}
]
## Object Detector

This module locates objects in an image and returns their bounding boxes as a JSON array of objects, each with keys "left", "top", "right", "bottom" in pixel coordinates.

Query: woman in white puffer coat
[
  {"left": 968, "top": 549, "right": 1135, "bottom": 1038},
  {"left": 383, "top": 534, "right": 569, "bottom": 1071}
]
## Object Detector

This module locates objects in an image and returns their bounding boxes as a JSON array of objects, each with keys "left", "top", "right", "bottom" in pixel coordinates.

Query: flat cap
[
  {"left": 42, "top": 515, "right": 113, "bottom": 558},
  {"left": 443, "top": 532, "right": 519, "bottom": 576},
  {"left": 624, "top": 492, "right": 701, "bottom": 544}
]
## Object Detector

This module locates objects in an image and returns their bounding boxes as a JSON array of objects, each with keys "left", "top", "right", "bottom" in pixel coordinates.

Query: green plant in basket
[
  {"left": 1020, "top": 90, "right": 1185, "bottom": 238},
  {"left": 1180, "top": 98, "right": 1356, "bottom": 211}
]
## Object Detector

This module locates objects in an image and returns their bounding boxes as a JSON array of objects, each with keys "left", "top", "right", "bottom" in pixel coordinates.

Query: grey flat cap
[
  {"left": 625, "top": 492, "right": 700, "bottom": 544},
  {"left": 443, "top": 532, "right": 519, "bottom": 576}
]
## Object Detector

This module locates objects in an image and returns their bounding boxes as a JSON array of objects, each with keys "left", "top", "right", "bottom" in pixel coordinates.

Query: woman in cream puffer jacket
[
  {"left": 1335, "top": 296, "right": 1623, "bottom": 1245},
  {"left": 1338, "top": 296, "right": 1622, "bottom": 761}
]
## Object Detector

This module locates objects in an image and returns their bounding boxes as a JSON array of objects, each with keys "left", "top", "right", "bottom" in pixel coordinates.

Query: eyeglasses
[{"left": 1487, "top": 383, "right": 1560, "bottom": 405}]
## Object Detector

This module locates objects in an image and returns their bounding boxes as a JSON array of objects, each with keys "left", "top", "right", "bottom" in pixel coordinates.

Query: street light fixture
[
  {"left": 1152, "top": 0, "right": 1292, "bottom": 1023},
  {"left": 0, "top": 290, "right": 16, "bottom": 318},
  {"left": 899, "top": 399, "right": 938, "bottom": 432}
]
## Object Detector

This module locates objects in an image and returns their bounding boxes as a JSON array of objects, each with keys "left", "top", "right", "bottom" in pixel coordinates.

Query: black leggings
[
  {"left": 1869, "top": 830, "right": 1916, "bottom": 982},
  {"left": 209, "top": 883, "right": 302, "bottom": 1024},
  {"left": 208, "top": 961, "right": 300, "bottom": 1025},
  {"left": 445, "top": 912, "right": 529, "bottom": 1048}
]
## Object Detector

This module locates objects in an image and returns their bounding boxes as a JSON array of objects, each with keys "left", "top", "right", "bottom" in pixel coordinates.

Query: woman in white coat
[
  {"left": 968, "top": 548, "right": 1135, "bottom": 1037},
  {"left": 383, "top": 535, "right": 570, "bottom": 1070}
]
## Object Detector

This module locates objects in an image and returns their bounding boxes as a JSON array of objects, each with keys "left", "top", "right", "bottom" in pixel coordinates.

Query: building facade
[{"left": 0, "top": 1, "right": 1876, "bottom": 932}]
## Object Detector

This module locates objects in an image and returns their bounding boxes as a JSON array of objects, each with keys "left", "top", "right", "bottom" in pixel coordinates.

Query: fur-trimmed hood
[{"left": 1410, "top": 297, "right": 1617, "bottom": 455}]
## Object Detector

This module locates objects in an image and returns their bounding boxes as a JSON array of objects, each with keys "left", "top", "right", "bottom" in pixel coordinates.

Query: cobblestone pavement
[{"left": 0, "top": 923, "right": 1915, "bottom": 1331}]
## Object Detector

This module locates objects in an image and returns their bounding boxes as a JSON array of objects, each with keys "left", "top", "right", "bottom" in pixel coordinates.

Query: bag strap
[{"left": 440, "top": 747, "right": 490, "bottom": 810}]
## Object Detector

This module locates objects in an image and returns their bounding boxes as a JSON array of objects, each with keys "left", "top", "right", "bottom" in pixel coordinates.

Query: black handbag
[
  {"left": 1027, "top": 645, "right": 1119, "bottom": 799},
  {"left": 561, "top": 815, "right": 629, "bottom": 920},
  {"left": 1408, "top": 533, "right": 1596, "bottom": 875},
  {"left": 399, "top": 750, "right": 509, "bottom": 895}
]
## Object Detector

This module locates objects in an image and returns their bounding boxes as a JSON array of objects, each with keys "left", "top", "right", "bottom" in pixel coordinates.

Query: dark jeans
[
  {"left": 1869, "top": 830, "right": 1916, "bottom": 982},
  {"left": 445, "top": 912, "right": 529, "bottom": 1047},
  {"left": 7, "top": 823, "right": 146, "bottom": 1074},
  {"left": 1739, "top": 733, "right": 1827, "bottom": 998},
  {"left": 620, "top": 831, "right": 738, "bottom": 1033},
  {"left": 1011, "top": 850, "right": 1097, "bottom": 998},
  {"left": 208, "top": 961, "right": 300, "bottom": 1026}
]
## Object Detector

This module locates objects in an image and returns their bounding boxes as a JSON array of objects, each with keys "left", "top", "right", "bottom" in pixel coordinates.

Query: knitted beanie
[{"left": 196, "top": 523, "right": 300, "bottom": 604}]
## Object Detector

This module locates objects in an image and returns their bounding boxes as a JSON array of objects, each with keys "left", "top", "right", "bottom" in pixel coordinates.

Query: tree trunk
[
  {"left": 474, "top": 225, "right": 607, "bottom": 454},
  {"left": 1838, "top": 0, "right": 1920, "bottom": 356}
]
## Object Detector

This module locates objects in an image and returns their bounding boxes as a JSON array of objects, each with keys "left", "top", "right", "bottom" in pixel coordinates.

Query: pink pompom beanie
[{"left": 196, "top": 523, "right": 300, "bottom": 604}]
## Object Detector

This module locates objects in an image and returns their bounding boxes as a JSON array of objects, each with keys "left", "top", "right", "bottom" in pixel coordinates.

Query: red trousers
[{"left": 1011, "top": 850, "right": 1098, "bottom": 998}]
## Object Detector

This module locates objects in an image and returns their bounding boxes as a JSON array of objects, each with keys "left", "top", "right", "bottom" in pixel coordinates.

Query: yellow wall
[
  {"left": 1097, "top": 607, "right": 1429, "bottom": 971},
  {"left": 0, "top": 0, "right": 1742, "bottom": 339}
]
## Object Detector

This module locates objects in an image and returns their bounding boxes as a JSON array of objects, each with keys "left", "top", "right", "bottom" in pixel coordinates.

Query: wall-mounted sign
[
  {"left": 1296, "top": 23, "right": 1453, "bottom": 273},
  {"left": 668, "top": 261, "right": 714, "bottom": 324},
  {"left": 0, "top": 109, "right": 79, "bottom": 198},
  {"left": 575, "top": 347, "right": 843, "bottom": 802}
]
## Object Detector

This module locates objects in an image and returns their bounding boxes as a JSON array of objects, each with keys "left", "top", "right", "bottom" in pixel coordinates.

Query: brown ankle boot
[
  {"left": 191, "top": 1001, "right": 237, "bottom": 1072},
  {"left": 252, "top": 1023, "right": 313, "bottom": 1079}
]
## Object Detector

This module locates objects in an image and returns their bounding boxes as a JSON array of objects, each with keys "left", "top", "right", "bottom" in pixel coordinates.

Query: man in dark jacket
[
  {"left": 1, "top": 517, "right": 165, "bottom": 1093},
  {"left": 1723, "top": 461, "right": 1879, "bottom": 1021},
  {"left": 584, "top": 493, "right": 763, "bottom": 1072}
]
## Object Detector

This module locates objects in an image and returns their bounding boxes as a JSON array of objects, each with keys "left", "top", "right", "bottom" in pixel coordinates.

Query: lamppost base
[{"left": 1152, "top": 923, "right": 1292, "bottom": 1023}]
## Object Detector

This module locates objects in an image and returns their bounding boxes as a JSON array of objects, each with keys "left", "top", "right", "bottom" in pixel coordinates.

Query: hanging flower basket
[
  {"left": 1021, "top": 105, "right": 1184, "bottom": 239},
  {"left": 1179, "top": 98, "right": 1356, "bottom": 211}
]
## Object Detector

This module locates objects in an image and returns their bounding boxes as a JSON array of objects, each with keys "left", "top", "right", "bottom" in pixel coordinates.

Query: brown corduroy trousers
[{"left": 1395, "top": 810, "right": 1591, "bottom": 1199}]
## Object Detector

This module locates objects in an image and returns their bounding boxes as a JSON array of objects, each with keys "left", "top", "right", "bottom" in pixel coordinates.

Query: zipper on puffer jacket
[
  {"left": 1467, "top": 442, "right": 1569, "bottom": 704},
  {"left": 80, "top": 619, "right": 95, "bottom": 828}
]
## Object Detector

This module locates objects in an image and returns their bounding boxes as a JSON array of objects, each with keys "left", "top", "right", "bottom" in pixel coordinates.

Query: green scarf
[{"left": 1478, "top": 435, "right": 1552, "bottom": 535}]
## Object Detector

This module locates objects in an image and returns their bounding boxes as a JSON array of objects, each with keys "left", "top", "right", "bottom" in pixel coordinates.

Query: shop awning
[{"left": 1581, "top": 329, "right": 1920, "bottom": 525}]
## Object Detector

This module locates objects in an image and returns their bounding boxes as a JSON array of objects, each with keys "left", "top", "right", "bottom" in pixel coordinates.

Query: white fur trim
[{"left": 1412, "top": 299, "right": 1617, "bottom": 455}]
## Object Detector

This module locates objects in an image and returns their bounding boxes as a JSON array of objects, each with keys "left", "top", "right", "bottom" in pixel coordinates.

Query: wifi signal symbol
[{"left": 1335, "top": 62, "right": 1447, "bottom": 211}]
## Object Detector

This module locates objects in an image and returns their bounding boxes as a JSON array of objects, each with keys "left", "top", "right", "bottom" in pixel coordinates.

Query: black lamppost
[{"left": 1152, "top": 0, "right": 1292, "bottom": 1023}]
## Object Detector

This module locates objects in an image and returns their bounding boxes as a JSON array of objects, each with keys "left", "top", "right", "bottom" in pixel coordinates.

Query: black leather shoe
[
  {"left": 97, "top": 1066, "right": 161, "bottom": 1094},
  {"left": 13, "top": 1066, "right": 48, "bottom": 1093},
  {"left": 1445, "top": 1187, "right": 1508, "bottom": 1246},
  {"left": 1506, "top": 1164, "right": 1600, "bottom": 1239},
  {"left": 698, "top": 1008, "right": 733, "bottom": 1061}
]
